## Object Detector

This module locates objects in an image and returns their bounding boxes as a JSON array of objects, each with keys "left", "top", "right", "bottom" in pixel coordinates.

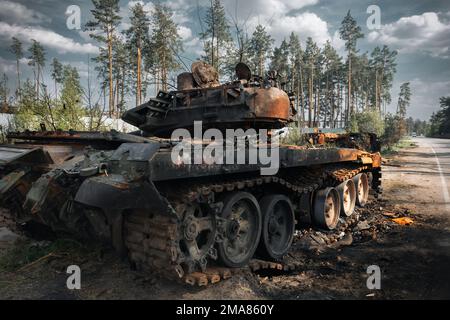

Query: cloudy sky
[{"left": 0, "top": 0, "right": 449, "bottom": 120}]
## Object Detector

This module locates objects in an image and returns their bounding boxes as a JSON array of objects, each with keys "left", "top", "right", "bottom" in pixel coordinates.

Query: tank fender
[{"left": 75, "top": 175, "right": 170, "bottom": 212}]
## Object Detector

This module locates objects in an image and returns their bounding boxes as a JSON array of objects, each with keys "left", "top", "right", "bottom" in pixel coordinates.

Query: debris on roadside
[
  {"left": 382, "top": 211, "right": 396, "bottom": 217},
  {"left": 382, "top": 158, "right": 402, "bottom": 167},
  {"left": 392, "top": 217, "right": 414, "bottom": 225},
  {"left": 355, "top": 221, "right": 370, "bottom": 231},
  {"left": 293, "top": 199, "right": 420, "bottom": 254}
]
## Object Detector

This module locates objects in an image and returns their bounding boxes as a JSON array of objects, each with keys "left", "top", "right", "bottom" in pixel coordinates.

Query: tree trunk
[
  {"left": 324, "top": 72, "right": 329, "bottom": 127},
  {"left": 116, "top": 76, "right": 119, "bottom": 112},
  {"left": 16, "top": 59, "right": 20, "bottom": 100},
  {"left": 308, "top": 63, "right": 314, "bottom": 127},
  {"left": 378, "top": 67, "right": 385, "bottom": 113},
  {"left": 137, "top": 46, "right": 142, "bottom": 106},
  {"left": 162, "top": 53, "right": 167, "bottom": 91},
  {"left": 331, "top": 83, "right": 336, "bottom": 128},
  {"left": 299, "top": 64, "right": 304, "bottom": 125},
  {"left": 103, "top": 86, "right": 106, "bottom": 112},
  {"left": 315, "top": 86, "right": 320, "bottom": 127},
  {"left": 121, "top": 67, "right": 125, "bottom": 107},
  {"left": 347, "top": 50, "right": 352, "bottom": 124},
  {"left": 107, "top": 29, "right": 114, "bottom": 117},
  {"left": 37, "top": 65, "right": 41, "bottom": 100},
  {"left": 210, "top": 0, "right": 215, "bottom": 69},
  {"left": 259, "top": 52, "right": 263, "bottom": 76}
]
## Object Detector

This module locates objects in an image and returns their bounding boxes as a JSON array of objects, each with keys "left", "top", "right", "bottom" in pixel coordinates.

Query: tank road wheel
[
  {"left": 312, "top": 187, "right": 340, "bottom": 230},
  {"left": 353, "top": 173, "right": 369, "bottom": 207},
  {"left": 336, "top": 179, "right": 357, "bottom": 217},
  {"left": 217, "top": 192, "right": 262, "bottom": 268},
  {"left": 180, "top": 203, "right": 217, "bottom": 272},
  {"left": 258, "top": 195, "right": 295, "bottom": 260}
]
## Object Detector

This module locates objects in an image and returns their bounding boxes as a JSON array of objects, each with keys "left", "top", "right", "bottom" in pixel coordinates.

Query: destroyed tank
[{"left": 0, "top": 62, "right": 382, "bottom": 285}]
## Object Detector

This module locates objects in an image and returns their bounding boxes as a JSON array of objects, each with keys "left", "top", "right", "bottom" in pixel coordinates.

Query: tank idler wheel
[
  {"left": 217, "top": 192, "right": 262, "bottom": 268},
  {"left": 257, "top": 195, "right": 295, "bottom": 260},
  {"left": 353, "top": 173, "right": 369, "bottom": 207},
  {"left": 312, "top": 187, "right": 340, "bottom": 230},
  {"left": 336, "top": 179, "right": 357, "bottom": 217}
]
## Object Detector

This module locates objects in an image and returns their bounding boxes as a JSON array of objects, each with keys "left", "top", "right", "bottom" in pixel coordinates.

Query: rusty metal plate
[
  {"left": 0, "top": 146, "right": 52, "bottom": 165},
  {"left": 244, "top": 87, "right": 290, "bottom": 121}
]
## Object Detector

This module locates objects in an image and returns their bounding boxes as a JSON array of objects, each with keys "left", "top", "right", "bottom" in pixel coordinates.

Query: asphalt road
[
  {"left": 382, "top": 137, "right": 450, "bottom": 298},
  {"left": 384, "top": 137, "right": 450, "bottom": 217}
]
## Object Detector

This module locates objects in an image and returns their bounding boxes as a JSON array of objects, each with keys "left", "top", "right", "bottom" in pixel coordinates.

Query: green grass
[
  {"left": 382, "top": 137, "right": 417, "bottom": 156},
  {"left": 0, "top": 238, "right": 97, "bottom": 273}
]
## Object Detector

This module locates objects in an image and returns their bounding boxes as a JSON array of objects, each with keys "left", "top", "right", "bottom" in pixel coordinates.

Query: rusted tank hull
[{"left": 0, "top": 129, "right": 382, "bottom": 284}]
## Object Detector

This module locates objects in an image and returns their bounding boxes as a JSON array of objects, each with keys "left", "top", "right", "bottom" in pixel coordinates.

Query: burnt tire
[
  {"left": 336, "top": 179, "right": 357, "bottom": 217},
  {"left": 312, "top": 187, "right": 340, "bottom": 230},
  {"left": 257, "top": 194, "right": 295, "bottom": 260},
  {"left": 353, "top": 173, "right": 369, "bottom": 207},
  {"left": 217, "top": 191, "right": 262, "bottom": 268}
]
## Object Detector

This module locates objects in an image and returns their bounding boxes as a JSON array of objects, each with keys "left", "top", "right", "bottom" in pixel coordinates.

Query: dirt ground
[{"left": 1, "top": 137, "right": 450, "bottom": 300}]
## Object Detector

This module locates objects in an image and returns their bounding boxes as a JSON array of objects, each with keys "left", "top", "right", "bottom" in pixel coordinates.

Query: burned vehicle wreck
[{"left": 0, "top": 62, "right": 382, "bottom": 285}]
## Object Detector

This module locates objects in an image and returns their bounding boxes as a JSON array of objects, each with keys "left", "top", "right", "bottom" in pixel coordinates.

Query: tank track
[{"left": 124, "top": 163, "right": 371, "bottom": 286}]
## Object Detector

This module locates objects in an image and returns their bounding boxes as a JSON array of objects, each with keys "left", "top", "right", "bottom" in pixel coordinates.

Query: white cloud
[
  {"left": 19, "top": 57, "right": 31, "bottom": 65},
  {"left": 255, "top": 11, "right": 330, "bottom": 46},
  {"left": 0, "top": 57, "right": 32, "bottom": 75},
  {"left": 0, "top": 22, "right": 98, "bottom": 55},
  {"left": 184, "top": 37, "right": 203, "bottom": 57},
  {"left": 223, "top": 0, "right": 318, "bottom": 21},
  {"left": 210, "top": 0, "right": 335, "bottom": 49},
  {"left": 331, "top": 30, "right": 345, "bottom": 52},
  {"left": 368, "top": 12, "right": 450, "bottom": 58},
  {"left": 0, "top": 57, "right": 15, "bottom": 74},
  {"left": 78, "top": 30, "right": 94, "bottom": 43},
  {"left": 0, "top": 0, "right": 50, "bottom": 25},
  {"left": 178, "top": 25, "right": 192, "bottom": 40}
]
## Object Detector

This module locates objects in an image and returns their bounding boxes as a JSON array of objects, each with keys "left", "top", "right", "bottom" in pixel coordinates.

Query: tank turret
[{"left": 122, "top": 62, "right": 295, "bottom": 137}]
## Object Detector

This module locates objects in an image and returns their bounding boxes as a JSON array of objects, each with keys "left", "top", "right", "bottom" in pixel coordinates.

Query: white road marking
[{"left": 430, "top": 145, "right": 450, "bottom": 212}]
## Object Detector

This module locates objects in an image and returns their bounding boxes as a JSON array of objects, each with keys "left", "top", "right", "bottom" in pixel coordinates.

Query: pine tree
[
  {"left": 60, "top": 65, "right": 85, "bottom": 129},
  {"left": 396, "top": 82, "right": 411, "bottom": 118},
  {"left": 270, "top": 39, "right": 290, "bottom": 88},
  {"left": 27, "top": 40, "right": 46, "bottom": 100},
  {"left": 322, "top": 40, "right": 342, "bottom": 127},
  {"left": 112, "top": 37, "right": 128, "bottom": 112},
  {"left": 200, "top": 0, "right": 232, "bottom": 76},
  {"left": 9, "top": 37, "right": 23, "bottom": 99},
  {"left": 151, "top": 3, "right": 183, "bottom": 92},
  {"left": 248, "top": 25, "right": 274, "bottom": 77},
  {"left": 339, "top": 10, "right": 363, "bottom": 121},
  {"left": 303, "top": 37, "right": 320, "bottom": 126},
  {"left": 125, "top": 3, "right": 151, "bottom": 106},
  {"left": 50, "top": 58, "right": 63, "bottom": 100},
  {"left": 0, "top": 74, "right": 9, "bottom": 106},
  {"left": 93, "top": 47, "right": 109, "bottom": 110},
  {"left": 85, "top": 0, "right": 121, "bottom": 116},
  {"left": 351, "top": 52, "right": 369, "bottom": 112},
  {"left": 370, "top": 45, "right": 397, "bottom": 113},
  {"left": 288, "top": 33, "right": 304, "bottom": 125}
]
